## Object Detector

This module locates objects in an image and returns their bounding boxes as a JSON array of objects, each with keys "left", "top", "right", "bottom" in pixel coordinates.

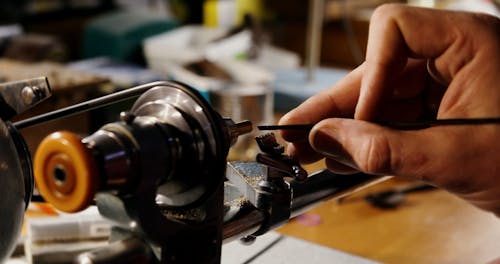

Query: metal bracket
[
  {"left": 0, "top": 77, "right": 51, "bottom": 121},
  {"left": 226, "top": 161, "right": 292, "bottom": 236}
]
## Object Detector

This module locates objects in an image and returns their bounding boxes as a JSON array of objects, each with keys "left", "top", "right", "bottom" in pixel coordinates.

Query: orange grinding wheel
[{"left": 34, "top": 131, "right": 99, "bottom": 213}]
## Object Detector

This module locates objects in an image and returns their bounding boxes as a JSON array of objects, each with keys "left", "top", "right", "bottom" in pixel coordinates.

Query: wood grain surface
[{"left": 278, "top": 166, "right": 500, "bottom": 264}]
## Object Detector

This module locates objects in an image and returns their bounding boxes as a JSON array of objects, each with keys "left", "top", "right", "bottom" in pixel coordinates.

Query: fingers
[
  {"left": 309, "top": 117, "right": 500, "bottom": 217},
  {"left": 286, "top": 94, "right": 426, "bottom": 163},
  {"left": 279, "top": 4, "right": 500, "bottom": 217},
  {"left": 389, "top": 59, "right": 427, "bottom": 100},
  {"left": 324, "top": 158, "right": 359, "bottom": 175},
  {"left": 377, "top": 97, "right": 424, "bottom": 122},
  {"left": 279, "top": 65, "right": 364, "bottom": 164},
  {"left": 279, "top": 64, "right": 364, "bottom": 143},
  {"left": 308, "top": 118, "right": 451, "bottom": 180},
  {"left": 285, "top": 141, "right": 324, "bottom": 164},
  {"left": 356, "top": 4, "right": 490, "bottom": 120}
]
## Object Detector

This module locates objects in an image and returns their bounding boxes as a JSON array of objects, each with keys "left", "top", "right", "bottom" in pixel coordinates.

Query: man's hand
[{"left": 279, "top": 4, "right": 500, "bottom": 215}]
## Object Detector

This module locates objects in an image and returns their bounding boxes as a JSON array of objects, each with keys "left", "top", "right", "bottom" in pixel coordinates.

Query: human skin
[{"left": 279, "top": 4, "right": 500, "bottom": 216}]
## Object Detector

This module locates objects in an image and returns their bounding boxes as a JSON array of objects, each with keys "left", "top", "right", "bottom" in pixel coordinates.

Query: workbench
[{"left": 278, "top": 166, "right": 500, "bottom": 264}]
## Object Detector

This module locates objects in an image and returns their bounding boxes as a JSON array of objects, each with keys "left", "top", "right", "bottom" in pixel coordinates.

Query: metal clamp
[{"left": 226, "top": 133, "right": 308, "bottom": 237}]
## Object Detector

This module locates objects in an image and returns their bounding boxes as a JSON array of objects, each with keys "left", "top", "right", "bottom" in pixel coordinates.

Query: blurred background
[
  {"left": 2, "top": 0, "right": 498, "bottom": 156},
  {"left": 3, "top": 1, "right": 500, "bottom": 263}
]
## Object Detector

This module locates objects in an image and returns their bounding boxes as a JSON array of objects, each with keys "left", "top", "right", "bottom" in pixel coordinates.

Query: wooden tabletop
[{"left": 278, "top": 167, "right": 500, "bottom": 264}]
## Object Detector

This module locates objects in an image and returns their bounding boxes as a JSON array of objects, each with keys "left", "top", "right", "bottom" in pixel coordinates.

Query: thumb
[{"left": 309, "top": 118, "right": 442, "bottom": 179}]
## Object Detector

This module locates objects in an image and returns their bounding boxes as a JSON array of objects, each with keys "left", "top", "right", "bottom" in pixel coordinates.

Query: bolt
[
  {"left": 239, "top": 235, "right": 256, "bottom": 245},
  {"left": 120, "top": 111, "right": 135, "bottom": 123},
  {"left": 21, "top": 86, "right": 39, "bottom": 105}
]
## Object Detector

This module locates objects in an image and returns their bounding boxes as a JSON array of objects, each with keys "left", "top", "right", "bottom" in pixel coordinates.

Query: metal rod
[
  {"left": 13, "top": 81, "right": 173, "bottom": 129},
  {"left": 379, "top": 118, "right": 500, "bottom": 129},
  {"left": 258, "top": 124, "right": 315, "bottom": 130},
  {"left": 257, "top": 118, "right": 500, "bottom": 131}
]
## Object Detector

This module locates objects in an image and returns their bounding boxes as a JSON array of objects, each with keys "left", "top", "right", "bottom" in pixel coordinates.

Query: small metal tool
[{"left": 258, "top": 117, "right": 500, "bottom": 131}]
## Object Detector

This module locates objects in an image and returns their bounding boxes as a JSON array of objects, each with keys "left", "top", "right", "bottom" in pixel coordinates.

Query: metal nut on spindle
[
  {"left": 224, "top": 119, "right": 253, "bottom": 145},
  {"left": 120, "top": 111, "right": 136, "bottom": 123}
]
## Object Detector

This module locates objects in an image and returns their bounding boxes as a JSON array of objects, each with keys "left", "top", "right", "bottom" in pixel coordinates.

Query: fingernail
[
  {"left": 311, "top": 128, "right": 356, "bottom": 167},
  {"left": 285, "top": 143, "right": 296, "bottom": 156},
  {"left": 278, "top": 110, "right": 295, "bottom": 125}
]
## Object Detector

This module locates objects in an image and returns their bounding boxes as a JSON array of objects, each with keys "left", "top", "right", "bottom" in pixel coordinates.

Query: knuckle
[
  {"left": 355, "top": 133, "right": 394, "bottom": 174},
  {"left": 469, "top": 12, "right": 500, "bottom": 29},
  {"left": 371, "top": 3, "right": 403, "bottom": 22},
  {"left": 476, "top": 14, "right": 500, "bottom": 46},
  {"left": 459, "top": 12, "right": 500, "bottom": 46}
]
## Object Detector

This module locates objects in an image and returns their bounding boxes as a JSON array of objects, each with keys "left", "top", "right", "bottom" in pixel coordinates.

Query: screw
[
  {"left": 239, "top": 235, "right": 256, "bottom": 245},
  {"left": 120, "top": 111, "right": 135, "bottom": 123},
  {"left": 21, "top": 86, "right": 39, "bottom": 105}
]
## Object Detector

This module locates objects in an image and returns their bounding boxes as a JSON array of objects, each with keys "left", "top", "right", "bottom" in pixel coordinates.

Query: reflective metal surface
[
  {"left": 0, "top": 77, "right": 51, "bottom": 262},
  {"left": 65, "top": 82, "right": 244, "bottom": 263},
  {"left": 23, "top": 79, "right": 386, "bottom": 263},
  {"left": 0, "top": 121, "right": 28, "bottom": 262},
  {"left": 222, "top": 164, "right": 386, "bottom": 243},
  {"left": 132, "top": 84, "right": 218, "bottom": 155},
  {"left": 0, "top": 77, "right": 50, "bottom": 121}
]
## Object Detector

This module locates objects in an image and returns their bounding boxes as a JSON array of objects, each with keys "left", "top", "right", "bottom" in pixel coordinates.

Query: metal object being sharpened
[
  {"left": 257, "top": 118, "right": 500, "bottom": 131},
  {"left": 3, "top": 80, "right": 385, "bottom": 263}
]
